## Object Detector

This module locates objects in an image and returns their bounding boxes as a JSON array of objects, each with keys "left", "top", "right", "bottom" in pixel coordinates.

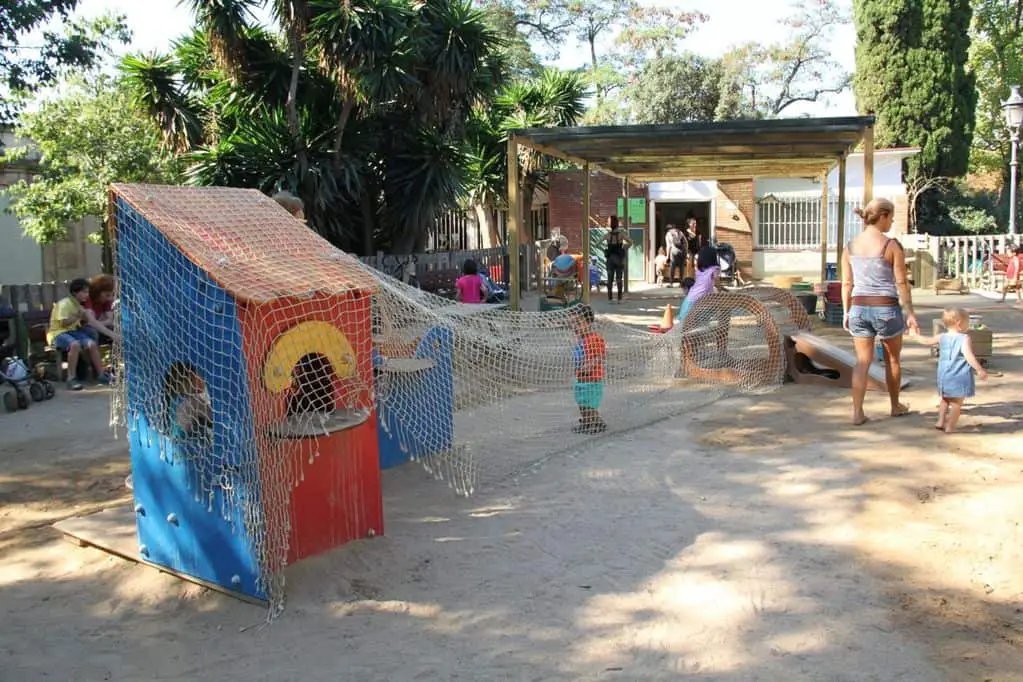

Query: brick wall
[
  {"left": 548, "top": 170, "right": 648, "bottom": 250},
  {"left": 715, "top": 180, "right": 755, "bottom": 278}
]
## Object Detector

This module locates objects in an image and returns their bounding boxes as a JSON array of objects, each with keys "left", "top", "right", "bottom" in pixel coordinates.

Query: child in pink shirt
[
  {"left": 455, "top": 259, "right": 488, "bottom": 304},
  {"left": 1001, "top": 245, "right": 1022, "bottom": 303}
]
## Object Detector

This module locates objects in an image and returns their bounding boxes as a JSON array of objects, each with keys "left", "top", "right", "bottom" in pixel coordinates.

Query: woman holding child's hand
[{"left": 840, "top": 198, "right": 917, "bottom": 426}]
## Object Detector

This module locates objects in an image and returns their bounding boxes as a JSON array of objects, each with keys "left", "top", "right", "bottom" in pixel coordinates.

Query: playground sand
[{"left": 1, "top": 294, "right": 1022, "bottom": 681}]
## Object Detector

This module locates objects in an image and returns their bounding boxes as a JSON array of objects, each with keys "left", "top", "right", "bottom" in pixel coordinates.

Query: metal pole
[{"left": 1010, "top": 129, "right": 1019, "bottom": 237}]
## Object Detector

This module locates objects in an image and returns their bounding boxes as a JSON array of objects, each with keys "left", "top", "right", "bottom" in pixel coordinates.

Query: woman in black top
[{"left": 600, "top": 215, "right": 631, "bottom": 303}]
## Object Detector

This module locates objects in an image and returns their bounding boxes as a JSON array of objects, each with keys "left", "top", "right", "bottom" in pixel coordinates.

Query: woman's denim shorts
[{"left": 847, "top": 304, "right": 905, "bottom": 339}]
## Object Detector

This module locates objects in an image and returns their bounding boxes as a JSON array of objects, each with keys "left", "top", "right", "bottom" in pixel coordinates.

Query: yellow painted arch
[{"left": 262, "top": 320, "right": 356, "bottom": 393}]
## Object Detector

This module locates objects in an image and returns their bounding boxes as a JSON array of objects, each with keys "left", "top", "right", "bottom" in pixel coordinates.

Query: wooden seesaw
[{"left": 676, "top": 287, "right": 906, "bottom": 392}]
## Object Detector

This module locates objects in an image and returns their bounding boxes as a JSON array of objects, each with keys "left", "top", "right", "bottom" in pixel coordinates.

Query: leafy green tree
[
  {"left": 625, "top": 53, "right": 724, "bottom": 124},
  {"left": 123, "top": 0, "right": 506, "bottom": 255},
  {"left": 967, "top": 0, "right": 1023, "bottom": 222},
  {"left": 3, "top": 76, "right": 178, "bottom": 270},
  {"left": 0, "top": 2, "right": 130, "bottom": 124},
  {"left": 853, "top": 0, "right": 976, "bottom": 178},
  {"left": 718, "top": 0, "right": 850, "bottom": 119},
  {"left": 464, "top": 68, "right": 587, "bottom": 245}
]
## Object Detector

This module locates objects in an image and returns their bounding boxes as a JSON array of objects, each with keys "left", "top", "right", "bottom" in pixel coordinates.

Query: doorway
[{"left": 655, "top": 201, "right": 713, "bottom": 253}]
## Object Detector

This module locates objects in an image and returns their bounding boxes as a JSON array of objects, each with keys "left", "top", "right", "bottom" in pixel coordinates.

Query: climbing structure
[{"left": 110, "top": 184, "right": 798, "bottom": 618}]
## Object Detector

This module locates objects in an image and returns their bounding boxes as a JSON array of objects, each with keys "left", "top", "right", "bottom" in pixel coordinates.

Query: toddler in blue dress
[{"left": 910, "top": 308, "right": 987, "bottom": 433}]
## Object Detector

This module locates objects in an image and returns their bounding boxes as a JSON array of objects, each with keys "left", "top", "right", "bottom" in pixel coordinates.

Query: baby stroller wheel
[
  {"left": 30, "top": 383, "right": 45, "bottom": 402},
  {"left": 16, "top": 390, "right": 28, "bottom": 410},
  {"left": 43, "top": 382, "right": 55, "bottom": 400},
  {"left": 3, "top": 391, "right": 17, "bottom": 413}
]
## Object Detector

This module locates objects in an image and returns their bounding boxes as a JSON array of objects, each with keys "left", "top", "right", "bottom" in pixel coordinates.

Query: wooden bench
[{"left": 0, "top": 283, "right": 112, "bottom": 381}]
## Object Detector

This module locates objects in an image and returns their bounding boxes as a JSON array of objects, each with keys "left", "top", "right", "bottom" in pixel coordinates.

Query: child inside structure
[
  {"left": 571, "top": 304, "right": 607, "bottom": 434},
  {"left": 909, "top": 307, "right": 988, "bottom": 434},
  {"left": 163, "top": 361, "right": 213, "bottom": 443}
]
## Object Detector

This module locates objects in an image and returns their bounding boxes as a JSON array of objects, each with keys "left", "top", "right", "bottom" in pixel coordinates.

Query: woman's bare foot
[
  {"left": 852, "top": 413, "right": 870, "bottom": 426},
  {"left": 891, "top": 403, "right": 912, "bottom": 417},
  {"left": 934, "top": 423, "right": 945, "bottom": 431}
]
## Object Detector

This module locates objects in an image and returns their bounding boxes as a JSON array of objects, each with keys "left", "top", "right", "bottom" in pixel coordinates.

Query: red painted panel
[{"left": 237, "top": 292, "right": 383, "bottom": 566}]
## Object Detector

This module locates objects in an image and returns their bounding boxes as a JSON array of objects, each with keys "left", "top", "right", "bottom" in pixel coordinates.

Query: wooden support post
[
  {"left": 622, "top": 176, "right": 630, "bottom": 294},
  {"left": 863, "top": 125, "right": 874, "bottom": 205},
  {"left": 507, "top": 137, "right": 521, "bottom": 311},
  {"left": 582, "top": 163, "right": 591, "bottom": 305},
  {"left": 836, "top": 155, "right": 847, "bottom": 280},
  {"left": 819, "top": 169, "right": 830, "bottom": 284}
]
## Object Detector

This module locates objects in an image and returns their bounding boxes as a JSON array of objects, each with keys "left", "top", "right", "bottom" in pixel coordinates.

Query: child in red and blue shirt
[{"left": 571, "top": 305, "right": 607, "bottom": 433}]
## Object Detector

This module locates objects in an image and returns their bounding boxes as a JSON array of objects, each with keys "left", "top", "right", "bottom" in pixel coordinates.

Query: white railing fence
[
  {"left": 755, "top": 194, "right": 865, "bottom": 249},
  {"left": 934, "top": 234, "right": 1018, "bottom": 291}
]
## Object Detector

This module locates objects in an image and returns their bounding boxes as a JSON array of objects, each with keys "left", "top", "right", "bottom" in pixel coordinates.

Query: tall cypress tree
[{"left": 853, "top": 0, "right": 977, "bottom": 178}]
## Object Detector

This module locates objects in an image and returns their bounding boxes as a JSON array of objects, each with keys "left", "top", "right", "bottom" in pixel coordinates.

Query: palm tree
[
  {"left": 121, "top": 0, "right": 506, "bottom": 255},
  {"left": 464, "top": 68, "right": 587, "bottom": 246}
]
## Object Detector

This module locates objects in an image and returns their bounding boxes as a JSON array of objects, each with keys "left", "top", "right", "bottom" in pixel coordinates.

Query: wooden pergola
[{"left": 506, "top": 115, "right": 877, "bottom": 310}]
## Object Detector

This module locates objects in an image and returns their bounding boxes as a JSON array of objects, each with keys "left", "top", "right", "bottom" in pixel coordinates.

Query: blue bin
[{"left": 825, "top": 263, "right": 838, "bottom": 280}]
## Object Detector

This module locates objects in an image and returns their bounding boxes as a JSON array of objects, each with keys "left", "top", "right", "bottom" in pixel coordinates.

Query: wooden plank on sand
[{"left": 53, "top": 507, "right": 267, "bottom": 607}]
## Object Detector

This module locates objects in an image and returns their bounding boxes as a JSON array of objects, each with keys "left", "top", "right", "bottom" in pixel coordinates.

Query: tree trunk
[
  {"left": 359, "top": 189, "right": 376, "bottom": 256},
  {"left": 474, "top": 203, "right": 500, "bottom": 247},
  {"left": 333, "top": 97, "right": 356, "bottom": 158},
  {"left": 287, "top": 31, "right": 307, "bottom": 167}
]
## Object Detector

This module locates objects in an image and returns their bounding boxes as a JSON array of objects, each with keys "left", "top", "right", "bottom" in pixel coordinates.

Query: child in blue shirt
[{"left": 910, "top": 308, "right": 987, "bottom": 433}]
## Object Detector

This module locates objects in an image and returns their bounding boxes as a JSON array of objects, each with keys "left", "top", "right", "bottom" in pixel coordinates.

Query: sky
[{"left": 69, "top": 0, "right": 858, "bottom": 117}]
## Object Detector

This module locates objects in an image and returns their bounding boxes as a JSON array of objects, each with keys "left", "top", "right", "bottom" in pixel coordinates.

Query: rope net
[{"left": 108, "top": 184, "right": 793, "bottom": 616}]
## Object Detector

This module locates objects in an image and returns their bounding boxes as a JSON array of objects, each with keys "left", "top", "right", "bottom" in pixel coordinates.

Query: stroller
[
  {"left": 714, "top": 242, "right": 744, "bottom": 287},
  {"left": 478, "top": 265, "right": 508, "bottom": 304},
  {"left": 2, "top": 355, "right": 55, "bottom": 412}
]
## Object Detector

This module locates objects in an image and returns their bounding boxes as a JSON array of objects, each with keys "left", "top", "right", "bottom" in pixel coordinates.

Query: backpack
[{"left": 668, "top": 228, "right": 685, "bottom": 251}]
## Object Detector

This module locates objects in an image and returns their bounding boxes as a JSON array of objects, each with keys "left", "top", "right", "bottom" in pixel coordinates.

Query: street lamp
[{"left": 1001, "top": 85, "right": 1023, "bottom": 236}]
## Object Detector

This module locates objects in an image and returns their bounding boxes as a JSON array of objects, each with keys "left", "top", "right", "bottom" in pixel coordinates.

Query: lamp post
[{"left": 1001, "top": 85, "right": 1023, "bottom": 237}]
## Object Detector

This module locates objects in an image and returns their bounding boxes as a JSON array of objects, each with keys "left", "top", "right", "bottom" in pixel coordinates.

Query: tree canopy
[
  {"left": 3, "top": 75, "right": 177, "bottom": 270},
  {"left": 0, "top": 1, "right": 130, "bottom": 124},
  {"left": 853, "top": 0, "right": 976, "bottom": 178}
]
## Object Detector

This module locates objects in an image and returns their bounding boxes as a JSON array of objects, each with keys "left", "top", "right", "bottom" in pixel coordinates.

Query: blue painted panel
[
  {"left": 375, "top": 326, "right": 454, "bottom": 469},
  {"left": 116, "top": 198, "right": 265, "bottom": 600}
]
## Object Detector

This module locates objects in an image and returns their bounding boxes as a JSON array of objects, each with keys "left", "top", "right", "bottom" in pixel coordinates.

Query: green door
[
  {"left": 589, "top": 227, "right": 646, "bottom": 282},
  {"left": 627, "top": 227, "right": 645, "bottom": 281}
]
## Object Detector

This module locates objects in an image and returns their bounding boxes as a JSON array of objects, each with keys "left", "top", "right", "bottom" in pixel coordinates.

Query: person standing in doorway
[
  {"left": 684, "top": 218, "right": 700, "bottom": 278},
  {"left": 665, "top": 223, "right": 686, "bottom": 286},
  {"left": 600, "top": 215, "right": 631, "bottom": 303}
]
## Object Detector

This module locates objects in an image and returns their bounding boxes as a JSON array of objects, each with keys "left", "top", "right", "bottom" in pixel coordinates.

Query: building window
[{"left": 755, "top": 193, "right": 865, "bottom": 249}]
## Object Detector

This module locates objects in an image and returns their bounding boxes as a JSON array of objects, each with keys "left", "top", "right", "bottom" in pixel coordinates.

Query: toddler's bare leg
[
  {"left": 935, "top": 398, "right": 948, "bottom": 430},
  {"left": 944, "top": 398, "right": 964, "bottom": 433}
]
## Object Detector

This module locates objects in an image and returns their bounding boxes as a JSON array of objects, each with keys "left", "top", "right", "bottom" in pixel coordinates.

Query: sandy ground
[{"left": 1, "top": 289, "right": 1022, "bottom": 681}]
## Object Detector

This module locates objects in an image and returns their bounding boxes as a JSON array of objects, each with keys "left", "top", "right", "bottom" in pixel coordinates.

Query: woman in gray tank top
[{"left": 840, "top": 198, "right": 919, "bottom": 425}]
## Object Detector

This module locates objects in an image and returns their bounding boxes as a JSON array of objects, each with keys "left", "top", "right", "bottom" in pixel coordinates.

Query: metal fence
[
  {"left": 426, "top": 205, "right": 548, "bottom": 253},
  {"left": 360, "top": 247, "right": 509, "bottom": 285},
  {"left": 755, "top": 193, "right": 865, "bottom": 249}
]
